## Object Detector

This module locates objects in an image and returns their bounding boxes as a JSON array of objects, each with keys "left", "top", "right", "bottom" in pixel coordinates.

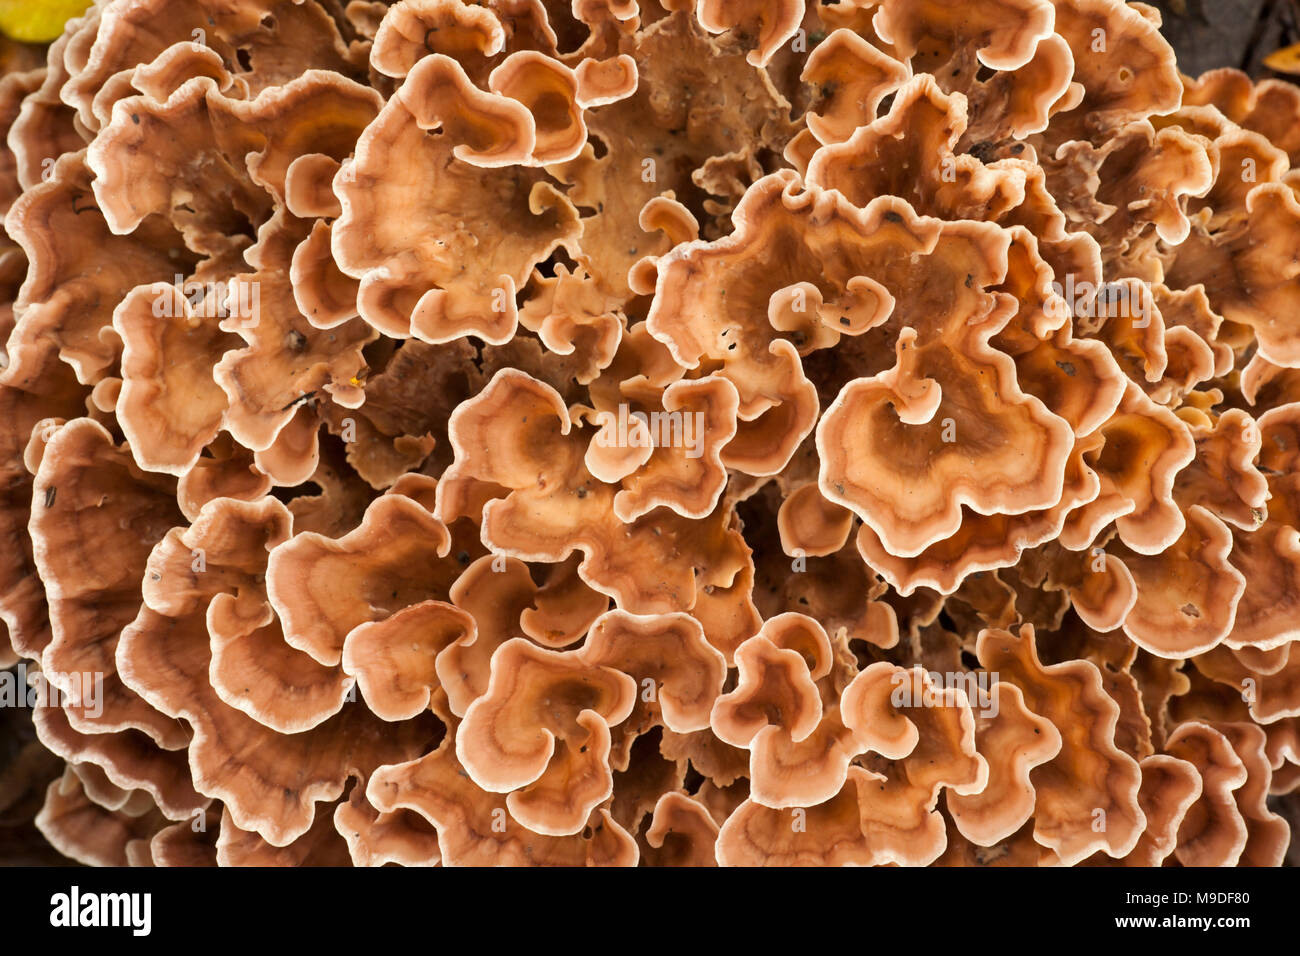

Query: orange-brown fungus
[{"left": 1, "top": 0, "right": 1297, "bottom": 868}]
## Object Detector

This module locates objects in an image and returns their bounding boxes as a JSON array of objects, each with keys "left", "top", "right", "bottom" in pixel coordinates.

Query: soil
[{"left": 1150, "top": 0, "right": 1300, "bottom": 78}]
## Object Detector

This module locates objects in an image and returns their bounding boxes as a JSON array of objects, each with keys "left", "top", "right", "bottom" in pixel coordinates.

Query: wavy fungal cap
[{"left": 0, "top": 0, "right": 1297, "bottom": 867}]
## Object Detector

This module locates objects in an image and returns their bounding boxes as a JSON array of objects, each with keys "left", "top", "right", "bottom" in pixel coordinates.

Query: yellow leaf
[
  {"left": 1265, "top": 42, "right": 1300, "bottom": 76},
  {"left": 0, "top": 0, "right": 93, "bottom": 43}
]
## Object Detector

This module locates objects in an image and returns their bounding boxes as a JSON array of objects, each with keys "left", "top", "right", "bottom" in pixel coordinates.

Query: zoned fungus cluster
[{"left": 0, "top": 0, "right": 1297, "bottom": 867}]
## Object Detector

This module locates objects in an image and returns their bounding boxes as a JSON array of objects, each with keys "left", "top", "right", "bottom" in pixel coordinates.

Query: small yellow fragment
[
  {"left": 1264, "top": 42, "right": 1300, "bottom": 76},
  {"left": 0, "top": 0, "right": 93, "bottom": 43}
]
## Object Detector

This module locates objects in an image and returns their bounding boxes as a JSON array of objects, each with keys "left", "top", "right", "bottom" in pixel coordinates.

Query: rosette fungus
[{"left": 0, "top": 0, "right": 1296, "bottom": 867}]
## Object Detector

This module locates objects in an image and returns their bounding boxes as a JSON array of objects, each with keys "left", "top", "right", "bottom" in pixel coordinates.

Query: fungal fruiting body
[{"left": 0, "top": 0, "right": 1296, "bottom": 868}]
